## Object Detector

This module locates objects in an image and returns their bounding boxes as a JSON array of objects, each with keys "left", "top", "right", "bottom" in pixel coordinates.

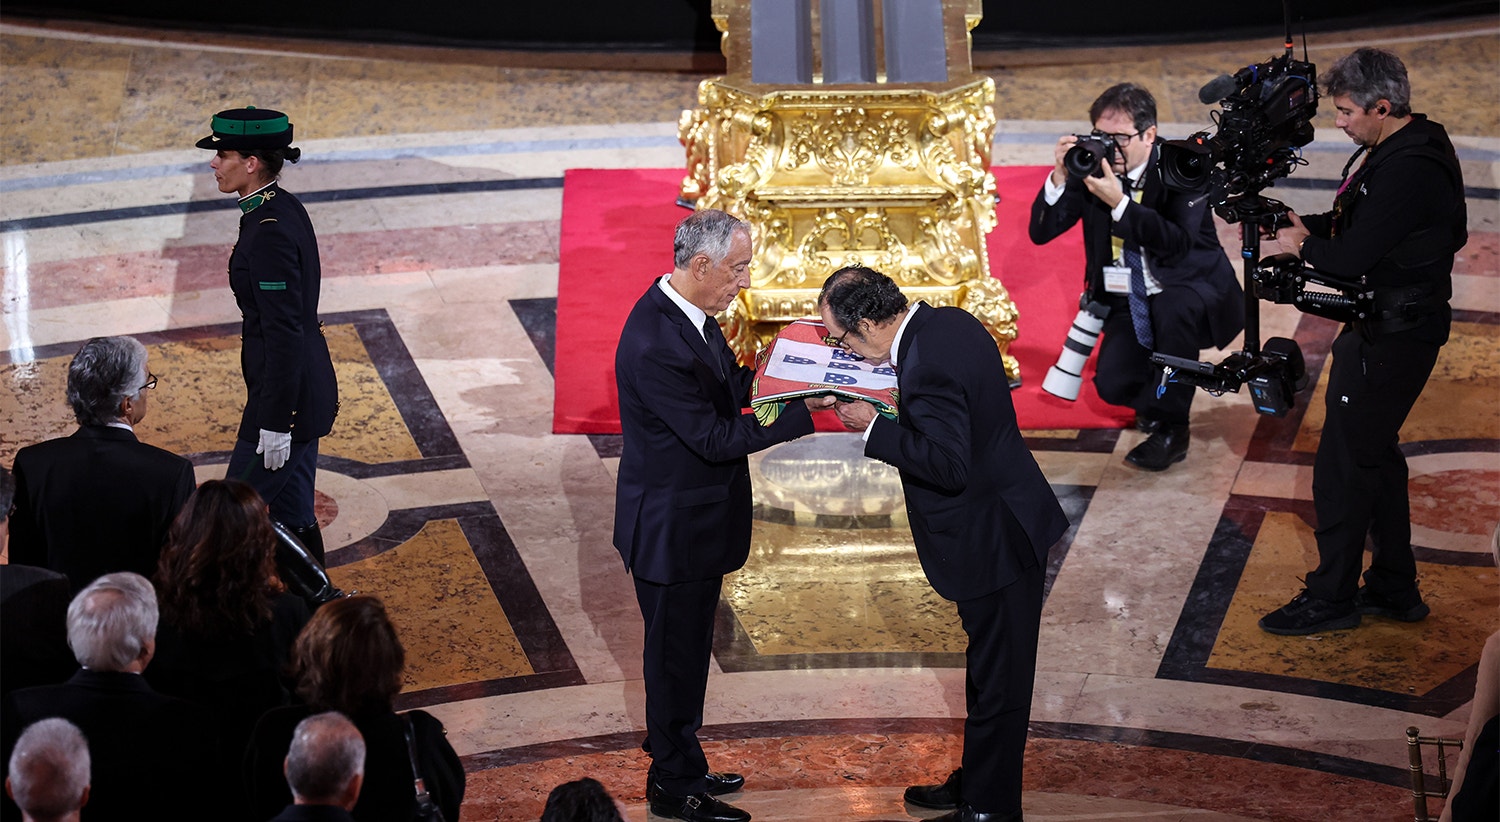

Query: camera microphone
[{"left": 1198, "top": 74, "right": 1239, "bottom": 104}]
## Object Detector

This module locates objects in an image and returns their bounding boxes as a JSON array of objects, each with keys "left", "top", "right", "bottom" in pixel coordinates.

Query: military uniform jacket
[{"left": 230, "top": 182, "right": 337, "bottom": 442}]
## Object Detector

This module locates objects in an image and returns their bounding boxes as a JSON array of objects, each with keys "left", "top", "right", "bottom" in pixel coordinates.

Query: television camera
[{"left": 1145, "top": 8, "right": 1372, "bottom": 417}]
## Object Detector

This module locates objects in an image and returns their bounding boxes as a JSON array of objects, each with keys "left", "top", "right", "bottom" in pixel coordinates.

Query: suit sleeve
[
  {"left": 630, "top": 345, "right": 812, "bottom": 463},
  {"left": 865, "top": 359, "right": 972, "bottom": 493},
  {"left": 245, "top": 219, "right": 307, "bottom": 434},
  {"left": 1029, "top": 179, "right": 1085, "bottom": 246},
  {"left": 6, "top": 460, "right": 43, "bottom": 567}
]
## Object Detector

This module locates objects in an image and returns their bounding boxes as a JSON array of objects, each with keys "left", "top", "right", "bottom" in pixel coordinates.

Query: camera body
[
  {"left": 1158, "top": 49, "right": 1317, "bottom": 227},
  {"left": 1064, "top": 132, "right": 1119, "bottom": 179}
]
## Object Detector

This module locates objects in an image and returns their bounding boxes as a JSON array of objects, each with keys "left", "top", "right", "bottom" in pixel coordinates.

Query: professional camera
[
  {"left": 1041, "top": 295, "right": 1110, "bottom": 401},
  {"left": 1064, "top": 132, "right": 1119, "bottom": 179},
  {"left": 1157, "top": 43, "right": 1317, "bottom": 228},
  {"left": 1146, "top": 11, "right": 1335, "bottom": 418}
]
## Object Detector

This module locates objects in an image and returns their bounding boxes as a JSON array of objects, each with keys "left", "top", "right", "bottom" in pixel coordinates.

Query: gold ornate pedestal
[{"left": 678, "top": 0, "right": 1019, "bottom": 381}]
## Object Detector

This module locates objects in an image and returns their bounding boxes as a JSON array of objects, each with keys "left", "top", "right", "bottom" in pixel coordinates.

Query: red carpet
[{"left": 553, "top": 167, "right": 1134, "bottom": 434}]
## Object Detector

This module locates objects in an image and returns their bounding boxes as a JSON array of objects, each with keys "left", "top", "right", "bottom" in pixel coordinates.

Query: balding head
[
  {"left": 5, "top": 718, "right": 90, "bottom": 822},
  {"left": 284, "top": 711, "right": 365, "bottom": 809},
  {"left": 66, "top": 572, "right": 157, "bottom": 673}
]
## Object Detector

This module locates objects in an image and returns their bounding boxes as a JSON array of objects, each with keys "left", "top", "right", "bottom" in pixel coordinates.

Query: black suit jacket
[
  {"left": 613, "top": 279, "right": 815, "bottom": 583},
  {"left": 1, "top": 670, "right": 218, "bottom": 822},
  {"left": 0, "top": 565, "right": 77, "bottom": 696},
  {"left": 866, "top": 305, "right": 1069, "bottom": 601},
  {"left": 230, "top": 183, "right": 338, "bottom": 442},
  {"left": 9, "top": 425, "right": 196, "bottom": 591},
  {"left": 1029, "top": 147, "right": 1244, "bottom": 349}
]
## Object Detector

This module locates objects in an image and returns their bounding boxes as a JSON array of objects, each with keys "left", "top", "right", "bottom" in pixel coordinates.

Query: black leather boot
[{"left": 271, "top": 521, "right": 346, "bottom": 607}]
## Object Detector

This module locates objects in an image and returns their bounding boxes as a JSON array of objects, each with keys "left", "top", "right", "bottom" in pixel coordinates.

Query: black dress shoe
[
  {"left": 927, "top": 803, "right": 1022, "bottom": 822},
  {"left": 646, "top": 785, "right": 751, "bottom": 822},
  {"left": 904, "top": 767, "right": 961, "bottom": 809},
  {"left": 1124, "top": 424, "right": 1189, "bottom": 471},
  {"left": 704, "top": 771, "right": 745, "bottom": 796}
]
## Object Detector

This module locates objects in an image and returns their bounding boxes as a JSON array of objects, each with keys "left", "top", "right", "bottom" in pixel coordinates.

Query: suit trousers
[
  {"left": 1094, "top": 287, "right": 1209, "bottom": 425},
  {"left": 227, "top": 437, "right": 320, "bottom": 528},
  {"left": 1306, "top": 328, "right": 1440, "bottom": 602},
  {"left": 634, "top": 574, "right": 723, "bottom": 796},
  {"left": 956, "top": 559, "right": 1045, "bottom": 815}
]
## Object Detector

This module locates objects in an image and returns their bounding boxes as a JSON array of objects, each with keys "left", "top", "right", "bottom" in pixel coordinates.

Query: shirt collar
[
  {"left": 888, "top": 303, "right": 923, "bottom": 369},
  {"left": 105, "top": 420, "right": 134, "bottom": 432},
  {"left": 658, "top": 273, "right": 710, "bottom": 339},
  {"left": 238, "top": 180, "right": 277, "bottom": 214}
]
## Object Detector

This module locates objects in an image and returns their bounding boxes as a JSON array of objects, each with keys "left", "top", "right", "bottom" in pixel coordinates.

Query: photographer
[
  {"left": 1030, "top": 83, "right": 1243, "bottom": 471},
  {"left": 1258, "top": 48, "right": 1467, "bottom": 635}
]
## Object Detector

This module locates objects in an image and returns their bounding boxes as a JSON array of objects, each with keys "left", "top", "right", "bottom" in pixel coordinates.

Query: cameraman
[
  {"left": 1030, "top": 83, "right": 1243, "bottom": 471},
  {"left": 1259, "top": 48, "right": 1467, "bottom": 636}
]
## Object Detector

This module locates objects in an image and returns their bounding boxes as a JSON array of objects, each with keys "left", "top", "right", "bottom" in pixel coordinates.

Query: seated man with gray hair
[
  {"left": 0, "top": 573, "right": 216, "bottom": 821},
  {"left": 4, "top": 718, "right": 89, "bottom": 822},
  {"left": 9, "top": 336, "right": 195, "bottom": 592},
  {"left": 269, "top": 712, "right": 366, "bottom": 822}
]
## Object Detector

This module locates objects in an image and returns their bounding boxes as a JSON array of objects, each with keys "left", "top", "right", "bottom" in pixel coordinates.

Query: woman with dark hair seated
[
  {"left": 245, "top": 594, "right": 465, "bottom": 822},
  {"left": 148, "top": 479, "right": 310, "bottom": 817}
]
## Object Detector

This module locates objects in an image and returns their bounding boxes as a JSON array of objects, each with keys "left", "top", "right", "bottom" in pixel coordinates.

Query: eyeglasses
[
  {"left": 820, "top": 327, "right": 865, "bottom": 361},
  {"left": 139, "top": 373, "right": 158, "bottom": 392},
  {"left": 1094, "top": 128, "right": 1145, "bottom": 146},
  {"left": 821, "top": 328, "right": 852, "bottom": 350}
]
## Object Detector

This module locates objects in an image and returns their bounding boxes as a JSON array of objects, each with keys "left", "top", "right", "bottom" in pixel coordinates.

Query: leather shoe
[
  {"left": 1124, "top": 424, "right": 1189, "bottom": 471},
  {"left": 705, "top": 771, "right": 745, "bottom": 796},
  {"left": 647, "top": 784, "right": 751, "bottom": 822},
  {"left": 927, "top": 803, "right": 1022, "bottom": 822},
  {"left": 904, "top": 767, "right": 960, "bottom": 809},
  {"left": 1134, "top": 414, "right": 1161, "bottom": 434}
]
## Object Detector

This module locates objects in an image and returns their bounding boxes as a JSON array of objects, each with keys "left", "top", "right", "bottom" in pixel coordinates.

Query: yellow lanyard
[{"left": 1112, "top": 184, "right": 1146, "bottom": 263}]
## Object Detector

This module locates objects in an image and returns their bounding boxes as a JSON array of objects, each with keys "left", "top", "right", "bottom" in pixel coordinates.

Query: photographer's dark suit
[
  {"left": 613, "top": 278, "right": 814, "bottom": 796},
  {"left": 1029, "top": 144, "right": 1242, "bottom": 425},
  {"left": 865, "top": 304, "right": 1069, "bottom": 816}
]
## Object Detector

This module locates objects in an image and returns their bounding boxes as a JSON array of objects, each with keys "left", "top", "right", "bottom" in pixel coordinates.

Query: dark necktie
[
  {"left": 702, "top": 316, "right": 726, "bottom": 380},
  {"left": 1120, "top": 176, "right": 1154, "bottom": 349}
]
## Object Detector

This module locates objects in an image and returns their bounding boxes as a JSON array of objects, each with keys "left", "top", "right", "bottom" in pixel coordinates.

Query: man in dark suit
[
  {"left": 267, "top": 712, "right": 365, "bottom": 822},
  {"left": 1030, "top": 83, "right": 1242, "bottom": 471},
  {"left": 1, "top": 573, "right": 217, "bottom": 822},
  {"left": 613, "top": 209, "right": 829, "bottom": 822},
  {"left": 8, "top": 336, "right": 195, "bottom": 591},
  {"left": 821, "top": 266, "right": 1069, "bottom": 822}
]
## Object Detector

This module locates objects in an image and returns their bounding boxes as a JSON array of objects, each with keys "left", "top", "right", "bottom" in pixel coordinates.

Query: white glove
[{"left": 256, "top": 428, "right": 292, "bottom": 471}]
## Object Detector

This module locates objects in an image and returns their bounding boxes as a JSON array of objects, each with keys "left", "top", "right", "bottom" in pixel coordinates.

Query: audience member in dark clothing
[
  {"left": 4, "top": 718, "right": 89, "bottom": 822},
  {"left": 8, "top": 336, "right": 195, "bottom": 592},
  {"left": 0, "top": 573, "right": 217, "bottom": 822},
  {"left": 540, "top": 777, "right": 626, "bottom": 822},
  {"left": 0, "top": 467, "right": 76, "bottom": 697},
  {"left": 268, "top": 711, "right": 366, "bottom": 822},
  {"left": 245, "top": 595, "right": 464, "bottom": 822},
  {"left": 146, "top": 479, "right": 310, "bottom": 817}
]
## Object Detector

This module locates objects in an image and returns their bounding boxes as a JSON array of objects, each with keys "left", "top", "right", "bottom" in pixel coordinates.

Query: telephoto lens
[{"left": 1042, "top": 300, "right": 1110, "bottom": 400}]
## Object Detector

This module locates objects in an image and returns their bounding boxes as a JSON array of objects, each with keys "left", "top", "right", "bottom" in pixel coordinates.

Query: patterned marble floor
[{"left": 2, "top": 14, "right": 1498, "bottom": 822}]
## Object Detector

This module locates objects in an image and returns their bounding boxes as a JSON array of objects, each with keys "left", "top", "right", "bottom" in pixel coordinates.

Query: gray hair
[
  {"left": 66, "top": 336, "right": 148, "bottom": 426},
  {"left": 673, "top": 209, "right": 748, "bottom": 269},
  {"left": 285, "top": 711, "right": 366, "bottom": 803},
  {"left": 66, "top": 572, "right": 158, "bottom": 672},
  {"left": 1323, "top": 48, "right": 1411, "bottom": 118},
  {"left": 7, "top": 718, "right": 90, "bottom": 821}
]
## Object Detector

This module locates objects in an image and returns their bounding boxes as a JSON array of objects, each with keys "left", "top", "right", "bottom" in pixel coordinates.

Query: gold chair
[{"left": 1406, "top": 725, "right": 1463, "bottom": 822}]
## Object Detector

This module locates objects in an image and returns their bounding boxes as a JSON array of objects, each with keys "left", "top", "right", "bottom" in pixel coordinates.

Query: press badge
[{"left": 1103, "top": 265, "right": 1131, "bottom": 294}]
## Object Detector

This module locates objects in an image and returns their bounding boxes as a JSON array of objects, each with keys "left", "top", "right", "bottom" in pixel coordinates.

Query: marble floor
[{"left": 2, "top": 14, "right": 1498, "bottom": 822}]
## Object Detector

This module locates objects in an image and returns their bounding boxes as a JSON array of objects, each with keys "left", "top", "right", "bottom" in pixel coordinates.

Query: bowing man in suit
[
  {"left": 1030, "top": 83, "right": 1242, "bottom": 471},
  {"left": 821, "top": 266, "right": 1069, "bottom": 822},
  {"left": 9, "top": 336, "right": 195, "bottom": 592},
  {"left": 198, "top": 107, "right": 338, "bottom": 563},
  {"left": 613, "top": 209, "right": 831, "bottom": 822}
]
